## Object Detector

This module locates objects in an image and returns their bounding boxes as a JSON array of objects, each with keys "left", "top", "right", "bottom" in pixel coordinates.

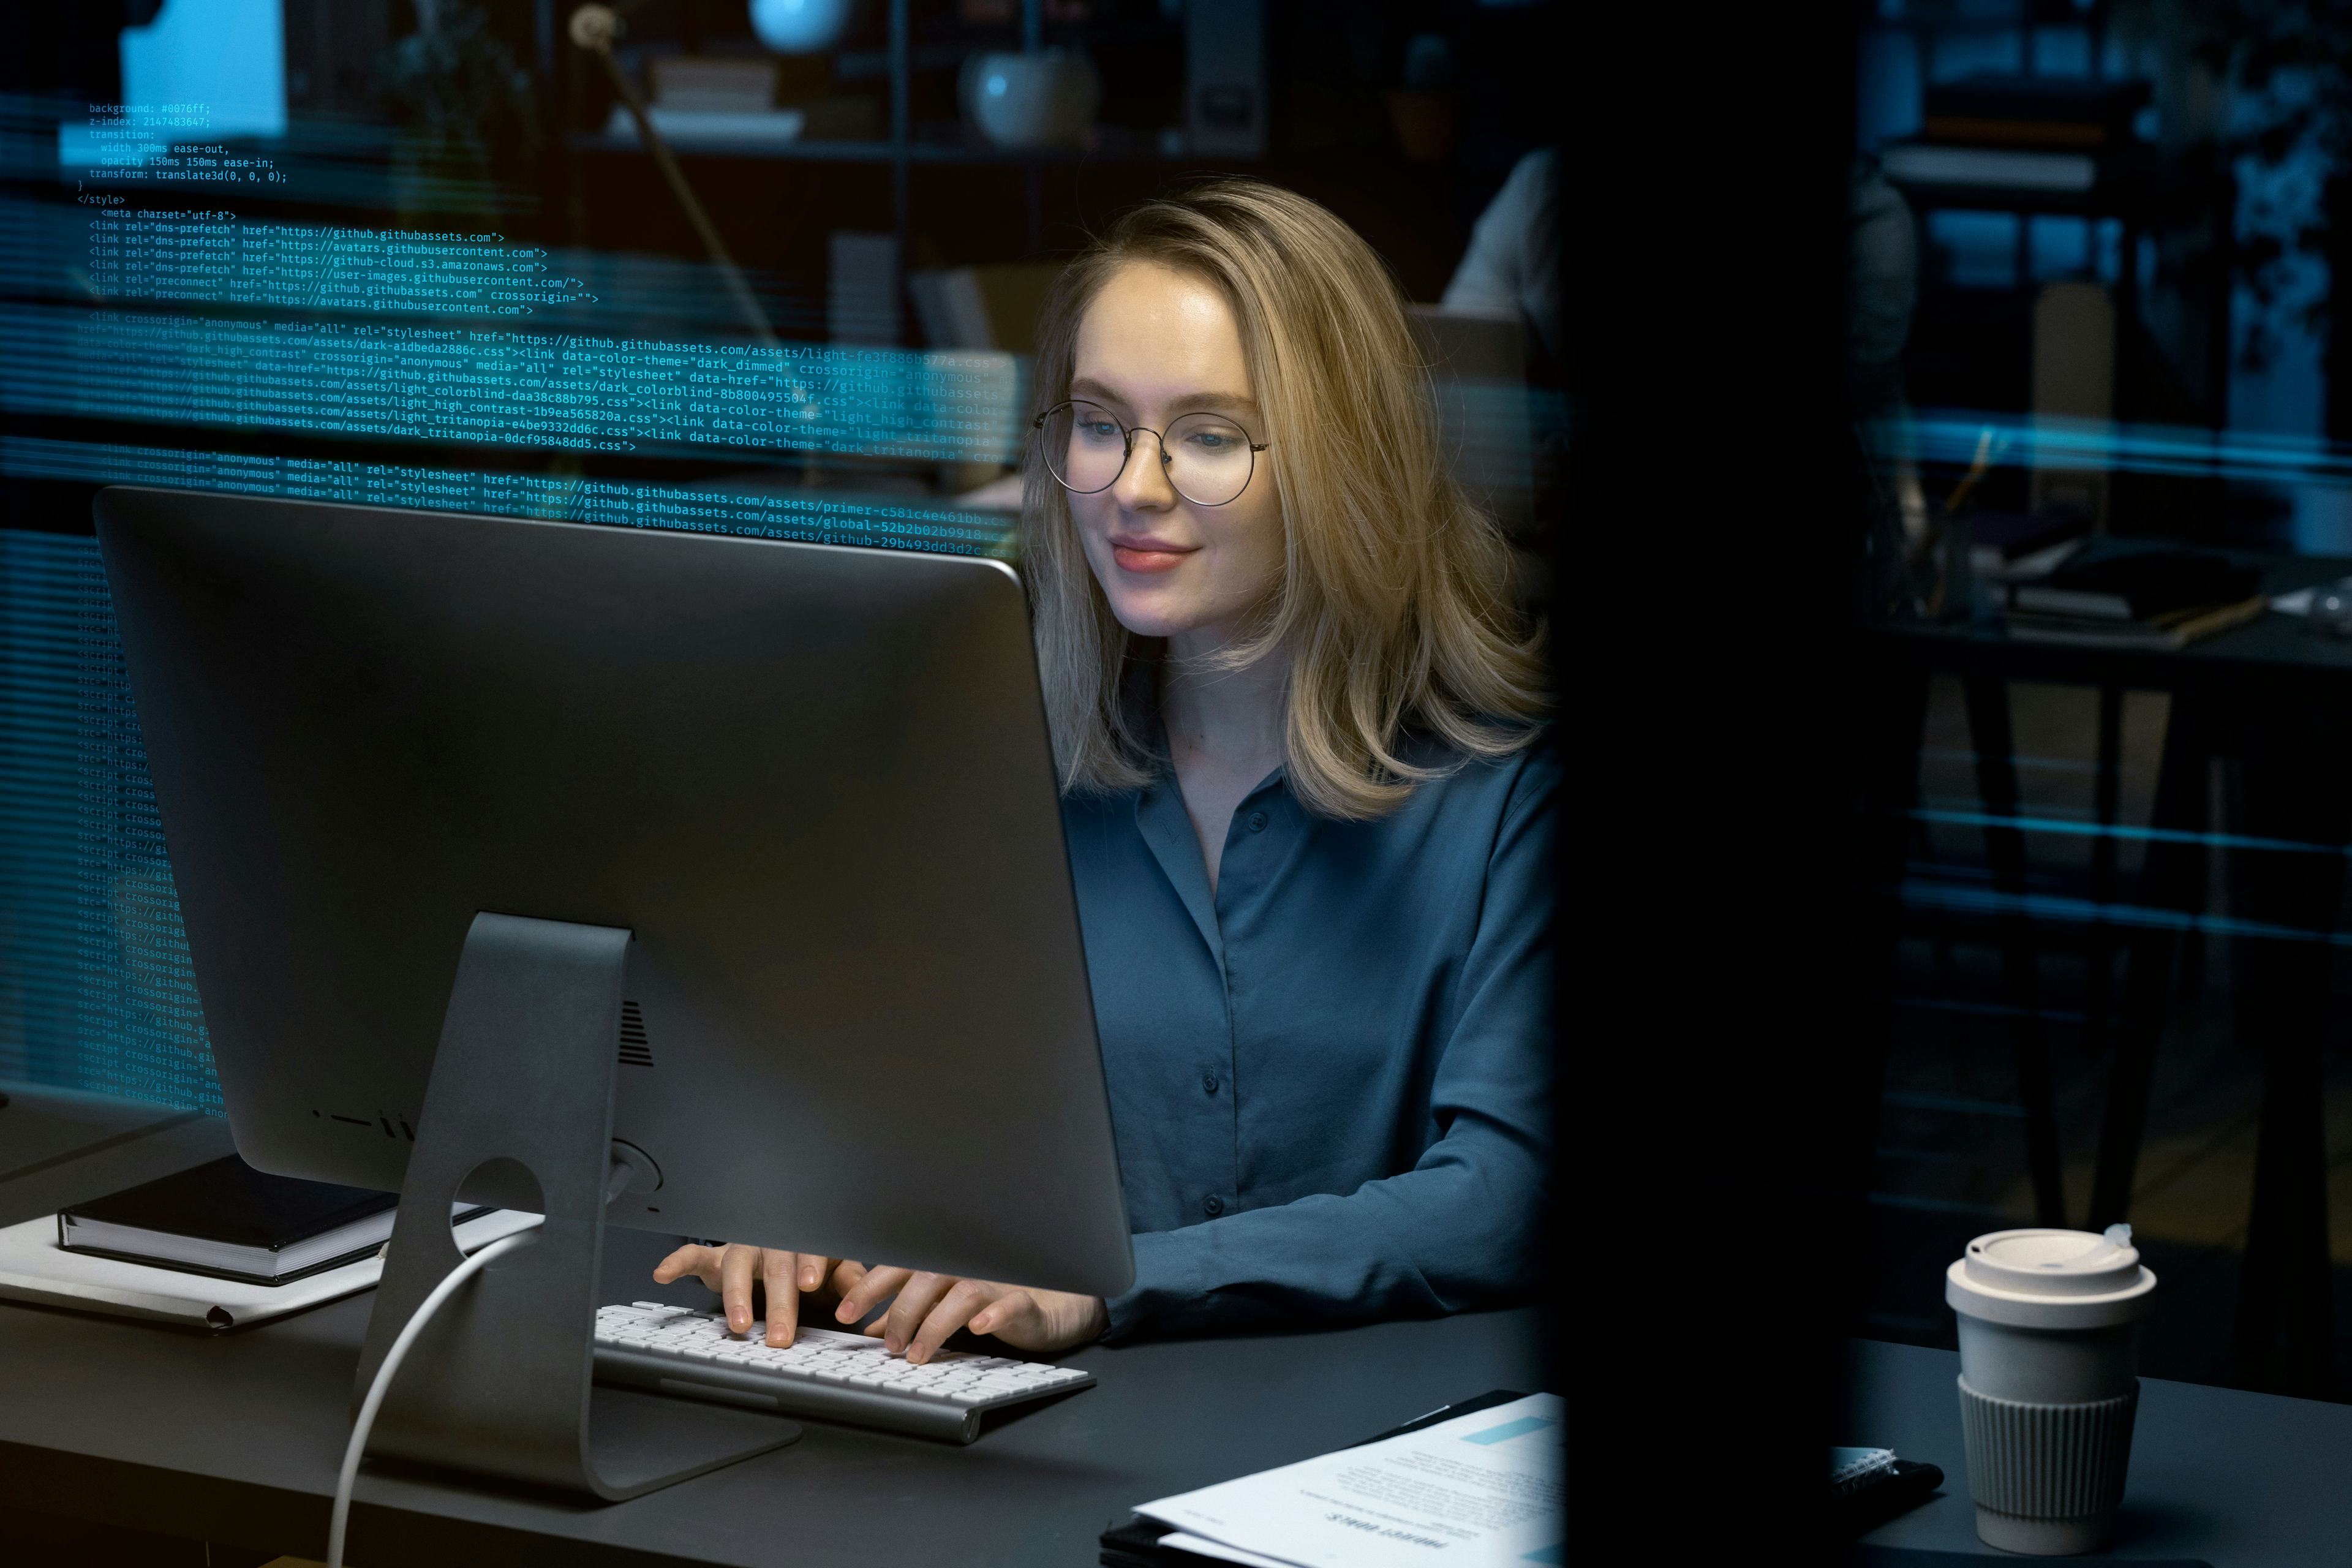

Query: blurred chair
[
  {"left": 911, "top": 262, "right": 1065, "bottom": 500},
  {"left": 1410, "top": 304, "right": 1544, "bottom": 608},
  {"left": 908, "top": 262, "right": 1065, "bottom": 355}
]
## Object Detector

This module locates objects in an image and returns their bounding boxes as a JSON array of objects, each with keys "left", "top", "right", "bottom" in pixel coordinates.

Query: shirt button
[
  {"left": 1247, "top": 810, "right": 1268, "bottom": 832},
  {"left": 1202, "top": 1072, "right": 1219, "bottom": 1095},
  {"left": 1203, "top": 1194, "right": 1224, "bottom": 1217}
]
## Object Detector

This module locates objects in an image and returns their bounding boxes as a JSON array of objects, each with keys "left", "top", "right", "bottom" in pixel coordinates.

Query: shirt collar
[{"left": 1127, "top": 709, "right": 1291, "bottom": 968}]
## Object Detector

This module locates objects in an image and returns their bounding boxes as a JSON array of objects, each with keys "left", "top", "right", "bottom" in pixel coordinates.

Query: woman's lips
[{"left": 1110, "top": 542, "right": 1193, "bottom": 573}]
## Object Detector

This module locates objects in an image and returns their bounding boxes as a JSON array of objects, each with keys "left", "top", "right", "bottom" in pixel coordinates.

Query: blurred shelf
[
  {"left": 564, "top": 132, "right": 1189, "bottom": 166},
  {"left": 545, "top": 0, "right": 1204, "bottom": 261},
  {"left": 833, "top": 19, "right": 1183, "bottom": 82}
]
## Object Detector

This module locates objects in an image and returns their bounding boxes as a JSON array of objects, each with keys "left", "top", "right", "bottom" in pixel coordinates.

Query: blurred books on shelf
[
  {"left": 604, "top": 105, "right": 808, "bottom": 146},
  {"left": 1921, "top": 74, "right": 2150, "bottom": 151},
  {"left": 650, "top": 55, "right": 778, "bottom": 114},
  {"left": 603, "top": 54, "right": 882, "bottom": 147},
  {"left": 1881, "top": 73, "right": 2152, "bottom": 194}
]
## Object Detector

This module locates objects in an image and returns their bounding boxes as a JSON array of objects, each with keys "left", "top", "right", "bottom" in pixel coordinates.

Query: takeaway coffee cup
[{"left": 1947, "top": 1226, "right": 2158, "bottom": 1555}]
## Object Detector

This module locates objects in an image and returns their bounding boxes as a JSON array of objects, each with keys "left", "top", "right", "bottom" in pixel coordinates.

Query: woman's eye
[{"left": 1079, "top": 421, "right": 1121, "bottom": 440}]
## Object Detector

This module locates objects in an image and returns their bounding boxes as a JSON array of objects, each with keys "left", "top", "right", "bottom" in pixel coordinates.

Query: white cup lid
[{"left": 1946, "top": 1226, "right": 2157, "bottom": 1329}]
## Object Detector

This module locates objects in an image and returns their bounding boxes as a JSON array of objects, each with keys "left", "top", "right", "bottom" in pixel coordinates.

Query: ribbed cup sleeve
[{"left": 1957, "top": 1376, "right": 2139, "bottom": 1520}]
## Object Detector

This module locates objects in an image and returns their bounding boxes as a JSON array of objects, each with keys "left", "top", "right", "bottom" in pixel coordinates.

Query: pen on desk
[
  {"left": 1924, "top": 425, "right": 2002, "bottom": 619},
  {"left": 1940, "top": 425, "right": 2001, "bottom": 519},
  {"left": 1355, "top": 1389, "right": 1528, "bottom": 1446}
]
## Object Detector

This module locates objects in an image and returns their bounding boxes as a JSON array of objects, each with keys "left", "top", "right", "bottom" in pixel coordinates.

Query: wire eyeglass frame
[{"left": 1030, "top": 398, "right": 1270, "bottom": 508}]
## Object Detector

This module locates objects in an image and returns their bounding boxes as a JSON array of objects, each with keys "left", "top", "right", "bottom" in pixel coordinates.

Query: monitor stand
[{"left": 352, "top": 912, "right": 799, "bottom": 1501}]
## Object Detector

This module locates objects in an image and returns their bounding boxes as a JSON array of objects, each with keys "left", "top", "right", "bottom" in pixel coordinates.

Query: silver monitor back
[{"left": 93, "top": 486, "right": 1133, "bottom": 1300}]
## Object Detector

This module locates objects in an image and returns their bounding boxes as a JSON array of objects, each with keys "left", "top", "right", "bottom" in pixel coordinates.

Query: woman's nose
[{"left": 1110, "top": 430, "right": 1177, "bottom": 510}]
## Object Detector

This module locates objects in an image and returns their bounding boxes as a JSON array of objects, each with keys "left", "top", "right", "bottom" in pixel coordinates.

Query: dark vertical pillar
[{"left": 1562, "top": 2, "right": 1858, "bottom": 1558}]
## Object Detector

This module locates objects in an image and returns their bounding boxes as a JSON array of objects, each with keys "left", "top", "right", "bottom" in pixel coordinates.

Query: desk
[
  {"left": 1846, "top": 1338, "right": 2352, "bottom": 1564},
  {"left": 0, "top": 1092, "right": 1548, "bottom": 1566},
  {"left": 6, "top": 1094, "right": 2345, "bottom": 1562},
  {"left": 1861, "top": 571, "right": 2352, "bottom": 1396}
]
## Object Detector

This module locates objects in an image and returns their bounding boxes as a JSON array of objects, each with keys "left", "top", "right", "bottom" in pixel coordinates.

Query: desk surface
[
  {"left": 0, "top": 1092, "right": 1548, "bottom": 1567},
  {"left": 1847, "top": 1339, "right": 2352, "bottom": 1564},
  {"left": 1861, "top": 556, "right": 2352, "bottom": 698},
  {"left": 10, "top": 1093, "right": 2347, "bottom": 1566}
]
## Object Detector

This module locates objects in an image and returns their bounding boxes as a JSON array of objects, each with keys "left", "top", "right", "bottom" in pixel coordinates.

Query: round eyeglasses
[{"left": 1032, "top": 399, "right": 1268, "bottom": 508}]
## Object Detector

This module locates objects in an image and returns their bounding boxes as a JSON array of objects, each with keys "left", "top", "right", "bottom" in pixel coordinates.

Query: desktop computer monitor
[{"left": 93, "top": 485, "right": 1133, "bottom": 1497}]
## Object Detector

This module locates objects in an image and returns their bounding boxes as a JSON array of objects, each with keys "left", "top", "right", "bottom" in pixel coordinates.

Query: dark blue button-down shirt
[{"left": 1060, "top": 735, "right": 1557, "bottom": 1340}]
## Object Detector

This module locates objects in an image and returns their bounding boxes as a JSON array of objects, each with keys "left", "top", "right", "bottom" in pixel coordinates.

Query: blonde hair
[{"left": 1020, "top": 178, "right": 1547, "bottom": 820}]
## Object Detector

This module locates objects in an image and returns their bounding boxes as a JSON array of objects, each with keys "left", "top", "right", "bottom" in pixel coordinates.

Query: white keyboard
[{"left": 591, "top": 1301, "right": 1094, "bottom": 1443}]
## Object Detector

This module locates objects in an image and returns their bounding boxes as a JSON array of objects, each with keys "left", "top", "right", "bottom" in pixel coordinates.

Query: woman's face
[{"left": 1063, "top": 261, "right": 1283, "bottom": 649}]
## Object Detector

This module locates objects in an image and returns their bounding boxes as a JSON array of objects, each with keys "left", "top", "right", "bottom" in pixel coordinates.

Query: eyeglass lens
[{"left": 1041, "top": 400, "right": 1256, "bottom": 507}]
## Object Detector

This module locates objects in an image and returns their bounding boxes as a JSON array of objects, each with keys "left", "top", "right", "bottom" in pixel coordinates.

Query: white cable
[{"left": 328, "top": 1223, "right": 541, "bottom": 1568}]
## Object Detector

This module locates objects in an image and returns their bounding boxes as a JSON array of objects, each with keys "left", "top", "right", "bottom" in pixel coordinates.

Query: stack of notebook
[
  {"left": 2004, "top": 545, "right": 2266, "bottom": 650},
  {"left": 58, "top": 1155, "right": 483, "bottom": 1285}
]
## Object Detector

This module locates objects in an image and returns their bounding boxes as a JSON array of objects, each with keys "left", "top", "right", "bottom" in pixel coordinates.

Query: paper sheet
[
  {"left": 0, "top": 1208, "right": 540, "bottom": 1330},
  {"left": 1161, "top": 1534, "right": 1298, "bottom": 1567},
  {"left": 1138, "top": 1392, "right": 1564, "bottom": 1568}
]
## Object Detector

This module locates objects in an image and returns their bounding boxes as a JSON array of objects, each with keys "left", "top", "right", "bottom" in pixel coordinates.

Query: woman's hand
[
  {"left": 651, "top": 1243, "right": 862, "bottom": 1348},
  {"left": 832, "top": 1266, "right": 1107, "bottom": 1364}
]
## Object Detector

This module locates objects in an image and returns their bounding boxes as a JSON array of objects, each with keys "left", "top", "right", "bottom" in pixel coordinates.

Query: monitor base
[
  {"left": 583, "top": 1385, "right": 802, "bottom": 1499},
  {"left": 352, "top": 912, "right": 796, "bottom": 1502}
]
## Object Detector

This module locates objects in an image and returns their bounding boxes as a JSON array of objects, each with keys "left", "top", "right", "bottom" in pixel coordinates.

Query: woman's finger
[
  {"left": 967, "top": 1288, "right": 1040, "bottom": 1342},
  {"left": 650, "top": 1243, "right": 717, "bottom": 1287},
  {"left": 718, "top": 1245, "right": 763, "bottom": 1335},
  {"left": 760, "top": 1250, "right": 803, "bottom": 1347},
  {"left": 835, "top": 1264, "right": 912, "bottom": 1325},
  {"left": 881, "top": 1272, "right": 960, "bottom": 1355},
  {"left": 796, "top": 1254, "right": 832, "bottom": 1294},
  {"left": 907, "top": 1278, "right": 1000, "bottom": 1365},
  {"left": 829, "top": 1259, "right": 868, "bottom": 1298}
]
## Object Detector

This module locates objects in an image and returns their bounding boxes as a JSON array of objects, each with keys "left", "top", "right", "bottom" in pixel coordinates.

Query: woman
[{"left": 657, "top": 179, "right": 1555, "bottom": 1363}]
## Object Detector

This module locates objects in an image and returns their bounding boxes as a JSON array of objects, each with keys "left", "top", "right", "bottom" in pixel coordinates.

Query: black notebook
[
  {"left": 2010, "top": 546, "right": 2261, "bottom": 622},
  {"left": 58, "top": 1156, "right": 477, "bottom": 1286}
]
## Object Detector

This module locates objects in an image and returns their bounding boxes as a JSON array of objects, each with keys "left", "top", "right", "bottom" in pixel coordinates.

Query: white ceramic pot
[{"left": 963, "top": 50, "right": 1100, "bottom": 150}]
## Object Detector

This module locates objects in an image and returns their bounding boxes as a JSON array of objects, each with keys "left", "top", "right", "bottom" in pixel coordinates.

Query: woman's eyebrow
[
  {"left": 1069, "top": 377, "right": 1133, "bottom": 411},
  {"left": 1069, "top": 379, "right": 1260, "bottom": 420},
  {"left": 1164, "top": 392, "right": 1261, "bottom": 418}
]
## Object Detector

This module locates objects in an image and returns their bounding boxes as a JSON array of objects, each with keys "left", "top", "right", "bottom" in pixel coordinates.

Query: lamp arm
[{"left": 570, "top": 4, "right": 782, "bottom": 353}]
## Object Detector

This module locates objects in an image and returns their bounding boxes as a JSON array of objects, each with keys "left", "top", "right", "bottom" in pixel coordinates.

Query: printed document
[{"left": 1136, "top": 1391, "right": 1563, "bottom": 1568}]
